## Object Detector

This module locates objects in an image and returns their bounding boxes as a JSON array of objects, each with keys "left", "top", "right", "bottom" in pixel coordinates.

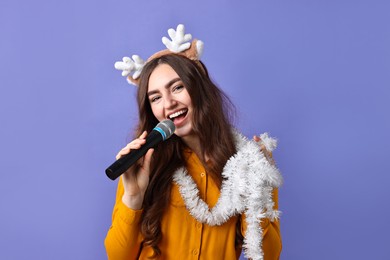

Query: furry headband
[{"left": 114, "top": 24, "right": 204, "bottom": 86}]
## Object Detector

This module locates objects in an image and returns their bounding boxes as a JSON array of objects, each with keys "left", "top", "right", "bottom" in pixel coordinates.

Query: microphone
[{"left": 105, "top": 119, "right": 175, "bottom": 180}]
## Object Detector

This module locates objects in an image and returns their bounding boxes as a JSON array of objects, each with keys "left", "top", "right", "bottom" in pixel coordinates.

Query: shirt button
[
  {"left": 196, "top": 222, "right": 202, "bottom": 229},
  {"left": 192, "top": 249, "right": 198, "bottom": 255},
  {"left": 200, "top": 172, "right": 205, "bottom": 177}
]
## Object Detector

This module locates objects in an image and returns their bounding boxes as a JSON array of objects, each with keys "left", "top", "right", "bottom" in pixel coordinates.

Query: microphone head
[{"left": 154, "top": 120, "right": 176, "bottom": 141}]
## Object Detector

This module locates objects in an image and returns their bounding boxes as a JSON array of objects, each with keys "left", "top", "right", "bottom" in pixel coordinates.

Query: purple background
[{"left": 1, "top": 1, "right": 389, "bottom": 259}]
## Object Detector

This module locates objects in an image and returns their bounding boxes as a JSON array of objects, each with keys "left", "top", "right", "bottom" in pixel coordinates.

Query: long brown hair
[{"left": 135, "top": 54, "right": 237, "bottom": 256}]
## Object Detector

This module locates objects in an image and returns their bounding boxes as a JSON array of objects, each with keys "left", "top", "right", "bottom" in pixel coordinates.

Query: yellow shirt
[{"left": 105, "top": 149, "right": 282, "bottom": 259}]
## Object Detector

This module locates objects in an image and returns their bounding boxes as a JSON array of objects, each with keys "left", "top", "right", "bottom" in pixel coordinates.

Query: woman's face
[{"left": 147, "top": 63, "right": 194, "bottom": 139}]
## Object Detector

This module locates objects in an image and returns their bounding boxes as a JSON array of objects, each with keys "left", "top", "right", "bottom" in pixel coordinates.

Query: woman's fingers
[
  {"left": 253, "top": 135, "right": 275, "bottom": 165},
  {"left": 125, "top": 139, "right": 145, "bottom": 149},
  {"left": 253, "top": 135, "right": 261, "bottom": 142},
  {"left": 139, "top": 130, "right": 147, "bottom": 139},
  {"left": 115, "top": 132, "right": 148, "bottom": 160},
  {"left": 253, "top": 135, "right": 266, "bottom": 150}
]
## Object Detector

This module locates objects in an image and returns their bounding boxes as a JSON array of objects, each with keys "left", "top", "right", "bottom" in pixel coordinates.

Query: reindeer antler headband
[{"left": 114, "top": 24, "right": 204, "bottom": 86}]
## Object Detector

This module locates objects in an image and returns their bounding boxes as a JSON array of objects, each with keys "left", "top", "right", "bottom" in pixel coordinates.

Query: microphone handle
[{"left": 105, "top": 130, "right": 162, "bottom": 180}]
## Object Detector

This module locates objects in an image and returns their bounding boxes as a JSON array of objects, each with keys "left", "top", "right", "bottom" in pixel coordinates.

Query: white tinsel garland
[{"left": 172, "top": 131, "right": 282, "bottom": 260}]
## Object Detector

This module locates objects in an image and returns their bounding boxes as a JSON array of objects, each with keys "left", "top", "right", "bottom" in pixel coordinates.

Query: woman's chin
[{"left": 174, "top": 125, "right": 194, "bottom": 139}]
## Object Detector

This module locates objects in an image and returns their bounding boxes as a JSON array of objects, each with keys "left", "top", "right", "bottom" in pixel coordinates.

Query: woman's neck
[{"left": 181, "top": 134, "right": 209, "bottom": 162}]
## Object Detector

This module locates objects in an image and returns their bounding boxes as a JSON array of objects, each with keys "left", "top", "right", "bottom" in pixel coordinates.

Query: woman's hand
[
  {"left": 116, "top": 131, "right": 154, "bottom": 210},
  {"left": 253, "top": 135, "right": 275, "bottom": 165}
]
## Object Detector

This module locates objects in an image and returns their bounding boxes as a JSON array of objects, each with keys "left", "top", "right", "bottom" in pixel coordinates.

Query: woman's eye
[
  {"left": 150, "top": 96, "right": 161, "bottom": 103},
  {"left": 173, "top": 85, "right": 184, "bottom": 92}
]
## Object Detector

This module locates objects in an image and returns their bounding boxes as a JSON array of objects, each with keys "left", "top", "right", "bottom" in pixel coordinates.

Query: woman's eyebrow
[
  {"left": 147, "top": 89, "right": 159, "bottom": 96},
  {"left": 164, "top": 78, "right": 181, "bottom": 88},
  {"left": 147, "top": 78, "right": 181, "bottom": 96}
]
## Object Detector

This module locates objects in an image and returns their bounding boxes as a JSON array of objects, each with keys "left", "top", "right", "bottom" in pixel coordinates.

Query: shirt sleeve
[
  {"left": 104, "top": 177, "right": 144, "bottom": 260},
  {"left": 241, "top": 188, "right": 282, "bottom": 260}
]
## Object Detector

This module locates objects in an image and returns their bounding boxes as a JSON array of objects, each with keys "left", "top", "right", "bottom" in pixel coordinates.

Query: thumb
[{"left": 142, "top": 148, "right": 154, "bottom": 175}]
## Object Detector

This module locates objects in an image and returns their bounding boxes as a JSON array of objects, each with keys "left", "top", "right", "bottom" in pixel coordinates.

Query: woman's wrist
[{"left": 122, "top": 192, "right": 144, "bottom": 210}]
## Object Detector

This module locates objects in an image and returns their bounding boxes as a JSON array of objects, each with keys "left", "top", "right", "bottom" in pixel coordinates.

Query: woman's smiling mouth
[{"left": 168, "top": 109, "right": 188, "bottom": 125}]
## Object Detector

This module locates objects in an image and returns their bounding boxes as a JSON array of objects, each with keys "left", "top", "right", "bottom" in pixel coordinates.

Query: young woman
[{"left": 105, "top": 25, "right": 282, "bottom": 260}]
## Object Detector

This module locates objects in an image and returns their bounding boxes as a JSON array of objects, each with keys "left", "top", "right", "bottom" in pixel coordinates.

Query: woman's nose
[{"left": 164, "top": 96, "right": 177, "bottom": 109}]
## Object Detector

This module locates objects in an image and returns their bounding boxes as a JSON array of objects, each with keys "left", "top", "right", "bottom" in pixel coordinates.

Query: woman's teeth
[{"left": 169, "top": 109, "right": 186, "bottom": 119}]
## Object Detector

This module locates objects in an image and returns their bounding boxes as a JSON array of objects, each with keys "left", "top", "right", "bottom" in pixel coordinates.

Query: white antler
[
  {"left": 162, "top": 24, "right": 192, "bottom": 53},
  {"left": 114, "top": 55, "right": 145, "bottom": 80},
  {"left": 196, "top": 40, "right": 204, "bottom": 58}
]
